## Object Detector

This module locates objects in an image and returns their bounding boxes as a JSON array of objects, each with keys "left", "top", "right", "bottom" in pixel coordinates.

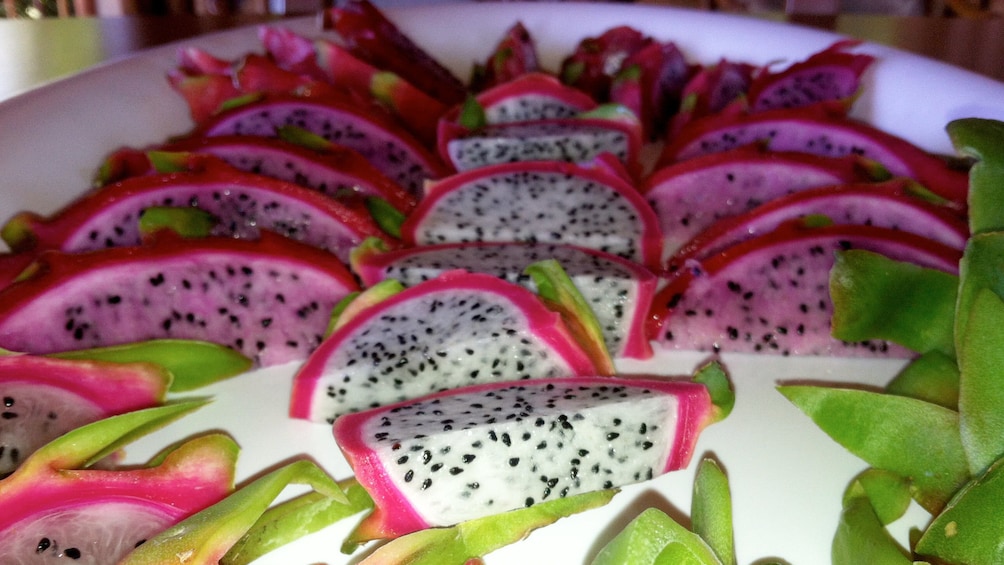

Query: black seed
[
  {"left": 509, "top": 457, "right": 520, "bottom": 467},
  {"left": 36, "top": 538, "right": 50, "bottom": 553},
  {"left": 404, "top": 470, "right": 414, "bottom": 482}
]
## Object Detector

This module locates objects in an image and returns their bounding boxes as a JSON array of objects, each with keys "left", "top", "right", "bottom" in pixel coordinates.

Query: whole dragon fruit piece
[
  {"left": 559, "top": 25, "right": 653, "bottom": 102},
  {"left": 648, "top": 220, "right": 962, "bottom": 357},
  {"left": 400, "top": 159, "right": 663, "bottom": 269},
  {"left": 0, "top": 353, "right": 169, "bottom": 476},
  {"left": 0, "top": 401, "right": 236, "bottom": 563},
  {"left": 469, "top": 21, "right": 540, "bottom": 92},
  {"left": 439, "top": 104, "right": 644, "bottom": 177},
  {"left": 289, "top": 270, "right": 602, "bottom": 424},
  {"left": 188, "top": 93, "right": 449, "bottom": 196},
  {"left": 642, "top": 145, "right": 887, "bottom": 258},
  {"left": 666, "top": 59, "right": 756, "bottom": 138},
  {"left": 5, "top": 154, "right": 394, "bottom": 265},
  {"left": 660, "top": 102, "right": 970, "bottom": 207},
  {"left": 0, "top": 230, "right": 358, "bottom": 367},
  {"left": 668, "top": 179, "right": 969, "bottom": 271},
  {"left": 610, "top": 39, "right": 695, "bottom": 140},
  {"left": 351, "top": 239, "right": 657, "bottom": 360},
  {"left": 746, "top": 40, "right": 875, "bottom": 113},
  {"left": 321, "top": 0, "right": 467, "bottom": 106},
  {"left": 101, "top": 131, "right": 416, "bottom": 212},
  {"left": 333, "top": 369, "right": 729, "bottom": 541}
]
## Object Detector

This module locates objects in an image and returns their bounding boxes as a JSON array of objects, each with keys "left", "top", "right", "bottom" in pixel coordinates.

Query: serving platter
[{"left": 2, "top": 3, "right": 1004, "bottom": 563}]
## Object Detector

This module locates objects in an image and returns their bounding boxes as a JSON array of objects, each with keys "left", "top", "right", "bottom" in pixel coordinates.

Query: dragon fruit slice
[
  {"left": 660, "top": 102, "right": 970, "bottom": 207},
  {"left": 464, "top": 72, "right": 598, "bottom": 125},
  {"left": 102, "top": 132, "right": 416, "bottom": 212},
  {"left": 0, "top": 353, "right": 169, "bottom": 476},
  {"left": 189, "top": 93, "right": 449, "bottom": 196},
  {"left": 440, "top": 104, "right": 644, "bottom": 176},
  {"left": 643, "top": 145, "right": 886, "bottom": 258},
  {"left": 668, "top": 180, "right": 969, "bottom": 271},
  {"left": 351, "top": 240, "right": 656, "bottom": 360},
  {"left": 559, "top": 25, "right": 653, "bottom": 102},
  {"left": 0, "top": 230, "right": 358, "bottom": 367},
  {"left": 5, "top": 154, "right": 392, "bottom": 265},
  {"left": 746, "top": 40, "right": 875, "bottom": 113},
  {"left": 610, "top": 39, "right": 695, "bottom": 140},
  {"left": 333, "top": 372, "right": 723, "bottom": 540},
  {"left": 0, "top": 401, "right": 235, "bottom": 563},
  {"left": 399, "top": 159, "right": 663, "bottom": 269},
  {"left": 649, "top": 220, "right": 962, "bottom": 357},
  {"left": 666, "top": 59, "right": 756, "bottom": 138},
  {"left": 470, "top": 21, "right": 540, "bottom": 92},
  {"left": 289, "top": 270, "right": 601, "bottom": 424},
  {"left": 322, "top": 0, "right": 467, "bottom": 106}
]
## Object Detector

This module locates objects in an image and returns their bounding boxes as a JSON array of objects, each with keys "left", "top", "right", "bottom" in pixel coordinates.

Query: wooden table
[{"left": 1, "top": 8, "right": 1002, "bottom": 103}]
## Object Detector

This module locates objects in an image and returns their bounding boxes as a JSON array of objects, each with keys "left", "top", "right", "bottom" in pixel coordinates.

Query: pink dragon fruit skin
[
  {"left": 289, "top": 270, "right": 600, "bottom": 424},
  {"left": 0, "top": 354, "right": 169, "bottom": 476},
  {"left": 642, "top": 145, "right": 885, "bottom": 258},
  {"left": 469, "top": 21, "right": 541, "bottom": 92},
  {"left": 667, "top": 59, "right": 756, "bottom": 138},
  {"left": 0, "top": 230, "right": 358, "bottom": 367},
  {"left": 746, "top": 40, "right": 875, "bottom": 113},
  {"left": 6, "top": 155, "right": 394, "bottom": 265},
  {"left": 189, "top": 93, "right": 449, "bottom": 197},
  {"left": 668, "top": 179, "right": 969, "bottom": 271},
  {"left": 333, "top": 375, "right": 715, "bottom": 541},
  {"left": 649, "top": 221, "right": 962, "bottom": 357},
  {"left": 350, "top": 240, "right": 656, "bottom": 360},
  {"left": 400, "top": 160, "right": 663, "bottom": 269},
  {"left": 660, "top": 102, "right": 970, "bottom": 208},
  {"left": 610, "top": 39, "right": 695, "bottom": 140},
  {"left": 0, "top": 432, "right": 236, "bottom": 563},
  {"left": 559, "top": 25, "right": 653, "bottom": 102}
]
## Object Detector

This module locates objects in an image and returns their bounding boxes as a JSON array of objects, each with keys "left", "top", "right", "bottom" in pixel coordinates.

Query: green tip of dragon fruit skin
[
  {"left": 326, "top": 278, "right": 406, "bottom": 336},
  {"left": 1, "top": 211, "right": 44, "bottom": 253}
]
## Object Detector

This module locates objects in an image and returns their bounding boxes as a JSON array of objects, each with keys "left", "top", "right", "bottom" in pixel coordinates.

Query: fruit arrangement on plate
[{"left": 1, "top": 1, "right": 1002, "bottom": 563}]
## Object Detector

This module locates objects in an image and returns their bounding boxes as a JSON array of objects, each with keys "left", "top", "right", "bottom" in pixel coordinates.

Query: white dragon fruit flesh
[
  {"left": 333, "top": 374, "right": 721, "bottom": 541},
  {"left": 289, "top": 270, "right": 601, "bottom": 424}
]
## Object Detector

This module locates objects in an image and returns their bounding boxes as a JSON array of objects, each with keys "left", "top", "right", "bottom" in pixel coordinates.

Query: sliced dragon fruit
[
  {"left": 0, "top": 401, "right": 235, "bottom": 563},
  {"left": 440, "top": 104, "right": 644, "bottom": 176},
  {"left": 189, "top": 93, "right": 449, "bottom": 196},
  {"left": 257, "top": 25, "right": 327, "bottom": 81},
  {"left": 321, "top": 0, "right": 467, "bottom": 106},
  {"left": 469, "top": 21, "right": 540, "bottom": 92},
  {"left": 559, "top": 25, "right": 654, "bottom": 102},
  {"left": 746, "top": 40, "right": 875, "bottom": 113},
  {"left": 649, "top": 220, "right": 962, "bottom": 357},
  {"left": 333, "top": 372, "right": 723, "bottom": 540},
  {"left": 610, "top": 39, "right": 695, "bottom": 140},
  {"left": 660, "top": 102, "right": 970, "bottom": 207},
  {"left": 167, "top": 69, "right": 242, "bottom": 123},
  {"left": 666, "top": 59, "right": 756, "bottom": 138},
  {"left": 668, "top": 180, "right": 970, "bottom": 271},
  {"left": 351, "top": 240, "right": 656, "bottom": 360},
  {"left": 0, "top": 230, "right": 358, "bottom": 367},
  {"left": 399, "top": 159, "right": 663, "bottom": 269},
  {"left": 289, "top": 270, "right": 601, "bottom": 424},
  {"left": 463, "top": 72, "right": 598, "bottom": 125},
  {"left": 4, "top": 154, "right": 393, "bottom": 265},
  {"left": 643, "top": 145, "right": 886, "bottom": 258},
  {"left": 0, "top": 353, "right": 169, "bottom": 476},
  {"left": 106, "top": 132, "right": 417, "bottom": 212}
]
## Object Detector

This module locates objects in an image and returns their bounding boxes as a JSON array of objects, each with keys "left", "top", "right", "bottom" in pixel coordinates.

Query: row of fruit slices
[{"left": 0, "top": 0, "right": 973, "bottom": 562}]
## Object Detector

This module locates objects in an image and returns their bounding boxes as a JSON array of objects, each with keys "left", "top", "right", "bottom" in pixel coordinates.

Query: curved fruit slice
[
  {"left": 660, "top": 102, "right": 970, "bottom": 207},
  {"left": 400, "top": 160, "right": 663, "bottom": 269},
  {"left": 321, "top": 0, "right": 467, "bottom": 106},
  {"left": 334, "top": 372, "right": 723, "bottom": 540},
  {"left": 649, "top": 221, "right": 962, "bottom": 357},
  {"left": 0, "top": 401, "right": 234, "bottom": 564},
  {"left": 746, "top": 40, "right": 874, "bottom": 113},
  {"left": 351, "top": 240, "right": 657, "bottom": 360},
  {"left": 455, "top": 72, "right": 597, "bottom": 125},
  {"left": 667, "top": 58, "right": 755, "bottom": 138},
  {"left": 99, "top": 133, "right": 416, "bottom": 213},
  {"left": 189, "top": 93, "right": 449, "bottom": 196},
  {"left": 642, "top": 145, "right": 886, "bottom": 257},
  {"left": 667, "top": 180, "right": 969, "bottom": 271},
  {"left": 0, "top": 354, "right": 169, "bottom": 476},
  {"left": 289, "top": 270, "right": 600, "bottom": 424},
  {"left": 6, "top": 155, "right": 393, "bottom": 264},
  {"left": 440, "top": 104, "right": 644, "bottom": 177},
  {"left": 0, "top": 231, "right": 358, "bottom": 367},
  {"left": 470, "top": 21, "right": 541, "bottom": 92}
]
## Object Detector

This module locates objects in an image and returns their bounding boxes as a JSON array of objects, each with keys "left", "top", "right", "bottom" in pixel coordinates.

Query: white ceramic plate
[{"left": 3, "top": 3, "right": 1004, "bottom": 564}]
